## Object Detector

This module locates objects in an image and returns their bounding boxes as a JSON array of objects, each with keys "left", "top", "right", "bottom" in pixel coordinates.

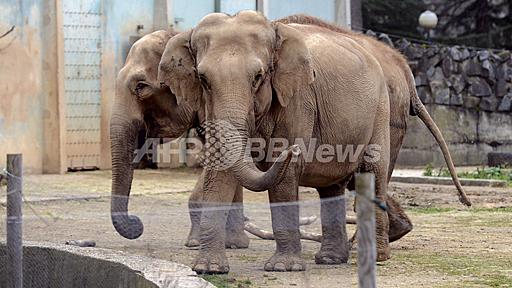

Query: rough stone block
[
  {"left": 464, "top": 59, "right": 484, "bottom": 76},
  {"left": 450, "top": 92, "right": 464, "bottom": 106},
  {"left": 478, "top": 111, "right": 512, "bottom": 144},
  {"left": 498, "top": 93, "right": 512, "bottom": 112},
  {"left": 417, "top": 86, "right": 432, "bottom": 104},
  {"left": 431, "top": 80, "right": 451, "bottom": 105},
  {"left": 467, "top": 77, "right": 492, "bottom": 97},
  {"left": 463, "top": 95, "right": 481, "bottom": 109},
  {"left": 480, "top": 96, "right": 500, "bottom": 111}
]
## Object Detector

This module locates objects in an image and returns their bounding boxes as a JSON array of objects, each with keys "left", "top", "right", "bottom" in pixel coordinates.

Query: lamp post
[{"left": 419, "top": 10, "right": 438, "bottom": 42}]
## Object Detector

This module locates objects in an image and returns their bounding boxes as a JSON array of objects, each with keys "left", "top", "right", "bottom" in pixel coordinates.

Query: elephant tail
[{"left": 408, "top": 72, "right": 472, "bottom": 207}]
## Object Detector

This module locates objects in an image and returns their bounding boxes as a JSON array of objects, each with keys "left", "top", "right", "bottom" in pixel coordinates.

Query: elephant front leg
[
  {"left": 264, "top": 171, "right": 304, "bottom": 272},
  {"left": 186, "top": 176, "right": 203, "bottom": 248},
  {"left": 315, "top": 183, "right": 349, "bottom": 264},
  {"left": 193, "top": 170, "right": 237, "bottom": 274},
  {"left": 225, "top": 185, "right": 250, "bottom": 249}
]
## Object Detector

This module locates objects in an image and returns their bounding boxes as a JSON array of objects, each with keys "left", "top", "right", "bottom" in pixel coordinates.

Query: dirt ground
[{"left": 0, "top": 168, "right": 511, "bottom": 287}]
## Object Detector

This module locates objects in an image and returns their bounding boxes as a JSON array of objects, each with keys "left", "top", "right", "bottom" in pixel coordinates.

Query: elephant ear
[
  {"left": 159, "top": 30, "right": 202, "bottom": 110},
  {"left": 272, "top": 23, "right": 315, "bottom": 107}
]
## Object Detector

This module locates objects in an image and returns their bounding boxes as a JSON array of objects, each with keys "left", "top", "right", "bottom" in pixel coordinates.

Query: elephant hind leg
[
  {"left": 315, "top": 183, "right": 349, "bottom": 264},
  {"left": 387, "top": 196, "right": 413, "bottom": 242},
  {"left": 225, "top": 185, "right": 250, "bottom": 249}
]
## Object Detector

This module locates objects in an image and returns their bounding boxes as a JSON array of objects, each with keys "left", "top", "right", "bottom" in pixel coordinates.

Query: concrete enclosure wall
[{"left": 372, "top": 34, "right": 512, "bottom": 166}]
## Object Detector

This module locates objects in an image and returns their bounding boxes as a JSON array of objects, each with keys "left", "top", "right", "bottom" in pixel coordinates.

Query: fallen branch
[
  {"left": 0, "top": 26, "right": 15, "bottom": 39},
  {"left": 244, "top": 221, "right": 322, "bottom": 242}
]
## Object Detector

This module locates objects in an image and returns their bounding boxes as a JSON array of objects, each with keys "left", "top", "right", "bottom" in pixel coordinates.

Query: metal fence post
[
  {"left": 6, "top": 154, "right": 23, "bottom": 288},
  {"left": 355, "top": 173, "right": 376, "bottom": 288}
]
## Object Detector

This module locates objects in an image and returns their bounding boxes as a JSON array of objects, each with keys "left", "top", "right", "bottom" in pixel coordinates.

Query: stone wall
[{"left": 372, "top": 33, "right": 512, "bottom": 166}]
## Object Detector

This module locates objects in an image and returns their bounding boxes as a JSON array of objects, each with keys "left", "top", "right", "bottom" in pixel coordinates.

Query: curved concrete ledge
[{"left": 0, "top": 241, "right": 214, "bottom": 288}]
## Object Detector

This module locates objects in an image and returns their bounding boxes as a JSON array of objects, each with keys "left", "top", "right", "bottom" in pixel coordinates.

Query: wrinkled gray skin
[
  {"left": 109, "top": 30, "right": 249, "bottom": 247},
  {"left": 158, "top": 11, "right": 392, "bottom": 273}
]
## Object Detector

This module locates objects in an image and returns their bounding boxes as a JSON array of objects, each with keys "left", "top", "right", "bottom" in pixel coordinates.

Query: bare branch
[{"left": 0, "top": 25, "right": 15, "bottom": 39}]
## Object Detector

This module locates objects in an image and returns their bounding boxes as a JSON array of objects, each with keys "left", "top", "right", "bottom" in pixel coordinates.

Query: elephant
[
  {"left": 158, "top": 11, "right": 472, "bottom": 274},
  {"left": 157, "top": 10, "right": 397, "bottom": 273},
  {"left": 109, "top": 30, "right": 250, "bottom": 246}
]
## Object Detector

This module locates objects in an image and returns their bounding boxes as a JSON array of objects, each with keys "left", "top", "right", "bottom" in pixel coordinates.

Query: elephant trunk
[
  {"left": 110, "top": 115, "right": 144, "bottom": 239},
  {"left": 210, "top": 93, "right": 300, "bottom": 192},
  {"left": 228, "top": 129, "right": 300, "bottom": 191}
]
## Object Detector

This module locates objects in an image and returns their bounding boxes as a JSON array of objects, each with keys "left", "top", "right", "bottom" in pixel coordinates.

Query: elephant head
[
  {"left": 158, "top": 11, "right": 312, "bottom": 191},
  {"left": 110, "top": 30, "right": 196, "bottom": 240}
]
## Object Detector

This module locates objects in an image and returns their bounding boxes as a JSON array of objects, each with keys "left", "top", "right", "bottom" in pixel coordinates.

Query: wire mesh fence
[{"left": 0, "top": 165, "right": 385, "bottom": 287}]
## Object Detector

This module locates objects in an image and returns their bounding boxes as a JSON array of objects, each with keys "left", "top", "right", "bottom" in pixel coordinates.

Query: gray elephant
[
  {"left": 110, "top": 30, "right": 249, "bottom": 245},
  {"left": 109, "top": 28, "right": 419, "bottom": 250},
  {"left": 156, "top": 11, "right": 395, "bottom": 273},
  {"left": 158, "top": 11, "right": 472, "bottom": 274}
]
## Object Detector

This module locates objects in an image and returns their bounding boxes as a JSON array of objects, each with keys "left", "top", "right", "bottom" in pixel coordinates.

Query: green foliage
[
  {"left": 422, "top": 165, "right": 512, "bottom": 185},
  {"left": 458, "top": 166, "right": 512, "bottom": 184},
  {"left": 200, "top": 275, "right": 252, "bottom": 288},
  {"left": 422, "top": 163, "right": 450, "bottom": 177}
]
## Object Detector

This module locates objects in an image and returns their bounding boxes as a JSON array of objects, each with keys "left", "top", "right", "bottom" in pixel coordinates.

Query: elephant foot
[
  {"left": 314, "top": 248, "right": 349, "bottom": 265},
  {"left": 185, "top": 229, "right": 200, "bottom": 248},
  {"left": 377, "top": 246, "right": 391, "bottom": 262},
  {"left": 185, "top": 237, "right": 200, "bottom": 248},
  {"left": 193, "top": 254, "right": 229, "bottom": 274},
  {"left": 225, "top": 231, "right": 250, "bottom": 249},
  {"left": 264, "top": 253, "right": 306, "bottom": 272}
]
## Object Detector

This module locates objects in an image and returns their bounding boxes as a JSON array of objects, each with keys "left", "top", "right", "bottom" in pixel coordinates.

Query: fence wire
[{"left": 0, "top": 168, "right": 384, "bottom": 287}]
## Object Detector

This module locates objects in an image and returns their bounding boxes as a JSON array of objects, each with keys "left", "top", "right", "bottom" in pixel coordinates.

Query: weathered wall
[
  {"left": 373, "top": 34, "right": 512, "bottom": 166},
  {"left": 100, "top": 0, "right": 160, "bottom": 169},
  {"left": 0, "top": 0, "right": 45, "bottom": 173}
]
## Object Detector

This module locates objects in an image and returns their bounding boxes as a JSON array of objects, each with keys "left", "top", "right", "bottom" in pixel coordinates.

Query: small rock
[
  {"left": 396, "top": 38, "right": 410, "bottom": 51},
  {"left": 450, "top": 92, "right": 464, "bottom": 106},
  {"left": 464, "top": 95, "right": 481, "bottom": 109},
  {"left": 405, "top": 45, "right": 424, "bottom": 59},
  {"left": 461, "top": 48, "right": 471, "bottom": 60},
  {"left": 498, "top": 94, "right": 512, "bottom": 112},
  {"left": 449, "top": 47, "right": 463, "bottom": 61},
  {"left": 415, "top": 73, "right": 428, "bottom": 86},
  {"left": 464, "top": 59, "right": 484, "bottom": 76},
  {"left": 478, "top": 50, "right": 490, "bottom": 61},
  {"left": 365, "top": 29, "right": 377, "bottom": 38},
  {"left": 378, "top": 33, "right": 394, "bottom": 47},
  {"left": 448, "top": 74, "right": 466, "bottom": 94},
  {"left": 428, "top": 67, "right": 444, "bottom": 82},
  {"left": 480, "top": 96, "right": 500, "bottom": 111},
  {"left": 442, "top": 57, "right": 458, "bottom": 75},
  {"left": 481, "top": 60, "right": 496, "bottom": 83},
  {"left": 430, "top": 80, "right": 451, "bottom": 105},
  {"left": 417, "top": 86, "right": 432, "bottom": 104},
  {"left": 496, "top": 78, "right": 508, "bottom": 97},
  {"left": 467, "top": 77, "right": 492, "bottom": 97}
]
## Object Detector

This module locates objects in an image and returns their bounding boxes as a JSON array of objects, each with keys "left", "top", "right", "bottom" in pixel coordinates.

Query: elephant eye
[
  {"left": 253, "top": 71, "right": 264, "bottom": 89},
  {"left": 135, "top": 81, "right": 151, "bottom": 99},
  {"left": 198, "top": 73, "right": 211, "bottom": 91}
]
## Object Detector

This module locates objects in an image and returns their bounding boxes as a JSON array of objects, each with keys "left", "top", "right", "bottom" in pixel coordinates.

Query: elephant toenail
[
  {"left": 210, "top": 264, "right": 220, "bottom": 271},
  {"left": 264, "top": 262, "right": 274, "bottom": 271},
  {"left": 274, "top": 263, "right": 286, "bottom": 271},
  {"left": 291, "top": 264, "right": 304, "bottom": 271}
]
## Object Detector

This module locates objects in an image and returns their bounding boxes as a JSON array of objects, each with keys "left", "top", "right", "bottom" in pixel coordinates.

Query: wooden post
[
  {"left": 6, "top": 154, "right": 23, "bottom": 288},
  {"left": 355, "top": 173, "right": 376, "bottom": 288}
]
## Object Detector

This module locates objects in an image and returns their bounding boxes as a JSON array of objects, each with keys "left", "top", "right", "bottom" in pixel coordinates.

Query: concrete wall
[
  {"left": 0, "top": 0, "right": 46, "bottom": 173},
  {"left": 366, "top": 34, "right": 512, "bottom": 166}
]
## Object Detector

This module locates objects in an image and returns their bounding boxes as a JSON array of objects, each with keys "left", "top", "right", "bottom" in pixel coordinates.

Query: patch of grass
[
  {"left": 422, "top": 165, "right": 512, "bottom": 185},
  {"left": 393, "top": 252, "right": 512, "bottom": 287},
  {"left": 200, "top": 275, "right": 252, "bottom": 288},
  {"left": 408, "top": 207, "right": 455, "bottom": 214}
]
